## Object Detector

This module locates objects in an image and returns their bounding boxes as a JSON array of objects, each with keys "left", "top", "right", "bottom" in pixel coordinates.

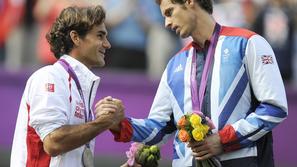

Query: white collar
[{"left": 59, "top": 55, "right": 100, "bottom": 84}]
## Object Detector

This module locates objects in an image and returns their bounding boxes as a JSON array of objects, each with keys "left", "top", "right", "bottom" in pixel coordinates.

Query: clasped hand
[{"left": 94, "top": 96, "right": 125, "bottom": 128}]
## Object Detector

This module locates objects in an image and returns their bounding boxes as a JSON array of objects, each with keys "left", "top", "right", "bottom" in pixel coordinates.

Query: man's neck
[
  {"left": 191, "top": 13, "right": 216, "bottom": 48},
  {"left": 69, "top": 51, "right": 92, "bottom": 69}
]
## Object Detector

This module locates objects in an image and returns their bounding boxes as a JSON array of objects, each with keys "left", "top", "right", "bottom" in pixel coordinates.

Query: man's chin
[
  {"left": 97, "top": 62, "right": 105, "bottom": 68},
  {"left": 179, "top": 31, "right": 190, "bottom": 38},
  {"left": 96, "top": 57, "right": 105, "bottom": 67},
  {"left": 91, "top": 61, "right": 105, "bottom": 68}
]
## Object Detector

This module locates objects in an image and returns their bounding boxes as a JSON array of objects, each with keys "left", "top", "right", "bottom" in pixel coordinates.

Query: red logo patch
[
  {"left": 261, "top": 55, "right": 274, "bottom": 65},
  {"left": 74, "top": 101, "right": 85, "bottom": 119},
  {"left": 45, "top": 83, "right": 55, "bottom": 92}
]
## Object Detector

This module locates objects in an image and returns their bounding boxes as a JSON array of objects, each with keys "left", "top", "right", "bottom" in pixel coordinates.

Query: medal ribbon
[
  {"left": 191, "top": 23, "right": 221, "bottom": 129},
  {"left": 59, "top": 59, "right": 94, "bottom": 148},
  {"left": 58, "top": 59, "right": 93, "bottom": 123}
]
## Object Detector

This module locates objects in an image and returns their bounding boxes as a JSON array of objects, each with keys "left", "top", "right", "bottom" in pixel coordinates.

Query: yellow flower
[
  {"left": 189, "top": 114, "right": 202, "bottom": 128},
  {"left": 192, "top": 128, "right": 205, "bottom": 141},
  {"left": 202, "top": 124, "right": 210, "bottom": 135}
]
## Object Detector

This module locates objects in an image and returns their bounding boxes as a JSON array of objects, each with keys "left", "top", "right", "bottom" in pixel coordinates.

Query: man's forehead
[
  {"left": 160, "top": 0, "right": 173, "bottom": 14},
  {"left": 94, "top": 23, "right": 107, "bottom": 33}
]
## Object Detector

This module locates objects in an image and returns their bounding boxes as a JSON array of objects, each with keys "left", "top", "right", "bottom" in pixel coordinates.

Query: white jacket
[{"left": 11, "top": 55, "right": 100, "bottom": 167}]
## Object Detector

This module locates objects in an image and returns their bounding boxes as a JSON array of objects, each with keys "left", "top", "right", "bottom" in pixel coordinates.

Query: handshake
[{"left": 93, "top": 96, "right": 125, "bottom": 131}]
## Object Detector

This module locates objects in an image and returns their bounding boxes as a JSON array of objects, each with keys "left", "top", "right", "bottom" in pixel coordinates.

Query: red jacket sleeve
[
  {"left": 218, "top": 125, "right": 241, "bottom": 152},
  {"left": 110, "top": 118, "right": 133, "bottom": 142}
]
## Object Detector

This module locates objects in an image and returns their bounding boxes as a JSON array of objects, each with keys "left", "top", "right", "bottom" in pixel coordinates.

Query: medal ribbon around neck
[
  {"left": 59, "top": 59, "right": 93, "bottom": 123},
  {"left": 59, "top": 59, "right": 94, "bottom": 148},
  {"left": 190, "top": 23, "right": 221, "bottom": 129}
]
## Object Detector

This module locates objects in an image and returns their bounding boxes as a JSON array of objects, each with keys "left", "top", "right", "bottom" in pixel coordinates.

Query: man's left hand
[{"left": 188, "top": 133, "right": 223, "bottom": 160}]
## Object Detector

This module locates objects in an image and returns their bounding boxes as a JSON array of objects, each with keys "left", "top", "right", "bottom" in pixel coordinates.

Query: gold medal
[{"left": 82, "top": 146, "right": 94, "bottom": 167}]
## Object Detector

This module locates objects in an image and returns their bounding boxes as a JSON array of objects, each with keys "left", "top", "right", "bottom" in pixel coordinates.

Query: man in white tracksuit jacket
[
  {"left": 11, "top": 5, "right": 124, "bottom": 167},
  {"left": 111, "top": 0, "right": 288, "bottom": 167}
]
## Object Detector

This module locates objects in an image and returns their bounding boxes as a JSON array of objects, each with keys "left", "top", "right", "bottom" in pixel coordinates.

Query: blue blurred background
[{"left": 1, "top": 0, "right": 297, "bottom": 166}]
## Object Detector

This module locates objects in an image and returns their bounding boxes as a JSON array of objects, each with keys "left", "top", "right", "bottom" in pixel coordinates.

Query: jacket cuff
[
  {"left": 110, "top": 118, "right": 133, "bottom": 142},
  {"left": 218, "top": 125, "right": 240, "bottom": 152}
]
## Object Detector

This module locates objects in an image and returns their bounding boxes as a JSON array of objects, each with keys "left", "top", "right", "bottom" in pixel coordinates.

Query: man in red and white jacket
[{"left": 11, "top": 5, "right": 124, "bottom": 167}]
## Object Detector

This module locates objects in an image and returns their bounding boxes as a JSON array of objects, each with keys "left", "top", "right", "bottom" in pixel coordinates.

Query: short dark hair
[
  {"left": 46, "top": 5, "right": 106, "bottom": 59},
  {"left": 155, "top": 0, "right": 213, "bottom": 14}
]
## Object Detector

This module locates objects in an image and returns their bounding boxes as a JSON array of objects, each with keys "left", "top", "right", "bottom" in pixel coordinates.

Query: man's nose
[
  {"left": 103, "top": 39, "right": 111, "bottom": 49},
  {"left": 165, "top": 18, "right": 172, "bottom": 29}
]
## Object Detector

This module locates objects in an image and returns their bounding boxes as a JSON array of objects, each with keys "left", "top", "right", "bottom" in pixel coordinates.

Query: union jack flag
[{"left": 261, "top": 55, "right": 273, "bottom": 64}]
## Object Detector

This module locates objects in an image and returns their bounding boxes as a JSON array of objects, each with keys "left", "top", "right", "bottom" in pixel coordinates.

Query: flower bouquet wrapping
[
  {"left": 177, "top": 113, "right": 221, "bottom": 167},
  {"left": 126, "top": 142, "right": 161, "bottom": 167}
]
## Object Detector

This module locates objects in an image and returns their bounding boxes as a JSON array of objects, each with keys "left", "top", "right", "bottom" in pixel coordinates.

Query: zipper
[{"left": 88, "top": 81, "right": 95, "bottom": 120}]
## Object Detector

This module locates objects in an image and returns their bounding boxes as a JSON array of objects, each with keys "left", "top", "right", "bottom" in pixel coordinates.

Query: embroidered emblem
[
  {"left": 224, "top": 48, "right": 229, "bottom": 55},
  {"left": 45, "top": 83, "right": 55, "bottom": 92},
  {"left": 223, "top": 48, "right": 230, "bottom": 61},
  {"left": 261, "top": 55, "right": 274, "bottom": 64},
  {"left": 74, "top": 101, "right": 85, "bottom": 119},
  {"left": 174, "top": 64, "right": 183, "bottom": 73}
]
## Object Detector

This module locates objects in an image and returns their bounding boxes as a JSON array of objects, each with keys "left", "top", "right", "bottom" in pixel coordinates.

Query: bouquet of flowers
[
  {"left": 126, "top": 142, "right": 161, "bottom": 167},
  {"left": 177, "top": 113, "right": 221, "bottom": 167}
]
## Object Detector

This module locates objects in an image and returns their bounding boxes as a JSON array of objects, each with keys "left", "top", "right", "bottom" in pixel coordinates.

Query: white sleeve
[
  {"left": 130, "top": 67, "right": 175, "bottom": 144},
  {"left": 148, "top": 69, "right": 173, "bottom": 121},
  {"left": 28, "top": 68, "right": 69, "bottom": 141},
  {"left": 219, "top": 35, "right": 288, "bottom": 151},
  {"left": 245, "top": 35, "right": 288, "bottom": 112}
]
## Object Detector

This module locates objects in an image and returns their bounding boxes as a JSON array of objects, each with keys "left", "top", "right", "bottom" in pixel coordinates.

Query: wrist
[
  {"left": 92, "top": 117, "right": 113, "bottom": 131},
  {"left": 218, "top": 125, "right": 240, "bottom": 152},
  {"left": 109, "top": 122, "right": 121, "bottom": 132},
  {"left": 110, "top": 118, "right": 133, "bottom": 142}
]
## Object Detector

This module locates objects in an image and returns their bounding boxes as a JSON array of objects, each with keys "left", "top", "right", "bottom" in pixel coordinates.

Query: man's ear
[
  {"left": 185, "top": 0, "right": 194, "bottom": 5},
  {"left": 70, "top": 30, "right": 80, "bottom": 46},
  {"left": 185, "top": 0, "right": 195, "bottom": 8}
]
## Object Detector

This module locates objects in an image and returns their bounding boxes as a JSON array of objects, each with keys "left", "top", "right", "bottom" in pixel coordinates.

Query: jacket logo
[
  {"left": 261, "top": 55, "right": 274, "bottom": 64},
  {"left": 223, "top": 48, "right": 230, "bottom": 61},
  {"left": 45, "top": 83, "right": 55, "bottom": 92},
  {"left": 74, "top": 101, "right": 85, "bottom": 119},
  {"left": 174, "top": 64, "right": 183, "bottom": 73}
]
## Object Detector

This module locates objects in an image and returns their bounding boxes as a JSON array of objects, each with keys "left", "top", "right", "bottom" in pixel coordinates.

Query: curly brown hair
[
  {"left": 155, "top": 0, "right": 213, "bottom": 14},
  {"left": 46, "top": 5, "right": 106, "bottom": 59}
]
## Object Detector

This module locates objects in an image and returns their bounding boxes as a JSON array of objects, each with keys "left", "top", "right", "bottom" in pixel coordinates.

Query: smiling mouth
[
  {"left": 97, "top": 51, "right": 105, "bottom": 59},
  {"left": 99, "top": 50, "right": 105, "bottom": 55}
]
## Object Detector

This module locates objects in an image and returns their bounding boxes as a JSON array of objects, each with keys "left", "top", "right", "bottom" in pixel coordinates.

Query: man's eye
[
  {"left": 165, "top": 9, "right": 173, "bottom": 17},
  {"left": 97, "top": 34, "right": 103, "bottom": 38}
]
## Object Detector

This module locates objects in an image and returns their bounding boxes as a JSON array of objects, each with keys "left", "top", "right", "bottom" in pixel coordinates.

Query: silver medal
[{"left": 82, "top": 147, "right": 94, "bottom": 167}]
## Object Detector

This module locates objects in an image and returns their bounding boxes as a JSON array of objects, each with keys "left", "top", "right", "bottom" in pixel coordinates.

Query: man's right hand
[
  {"left": 42, "top": 96, "right": 125, "bottom": 156},
  {"left": 94, "top": 96, "right": 125, "bottom": 128}
]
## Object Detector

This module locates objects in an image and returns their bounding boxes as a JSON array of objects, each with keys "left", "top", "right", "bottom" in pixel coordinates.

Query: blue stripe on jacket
[
  {"left": 167, "top": 51, "right": 189, "bottom": 114},
  {"left": 219, "top": 72, "right": 249, "bottom": 129}
]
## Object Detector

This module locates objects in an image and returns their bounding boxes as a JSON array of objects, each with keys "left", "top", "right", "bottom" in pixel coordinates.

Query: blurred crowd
[{"left": 0, "top": 0, "right": 297, "bottom": 84}]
